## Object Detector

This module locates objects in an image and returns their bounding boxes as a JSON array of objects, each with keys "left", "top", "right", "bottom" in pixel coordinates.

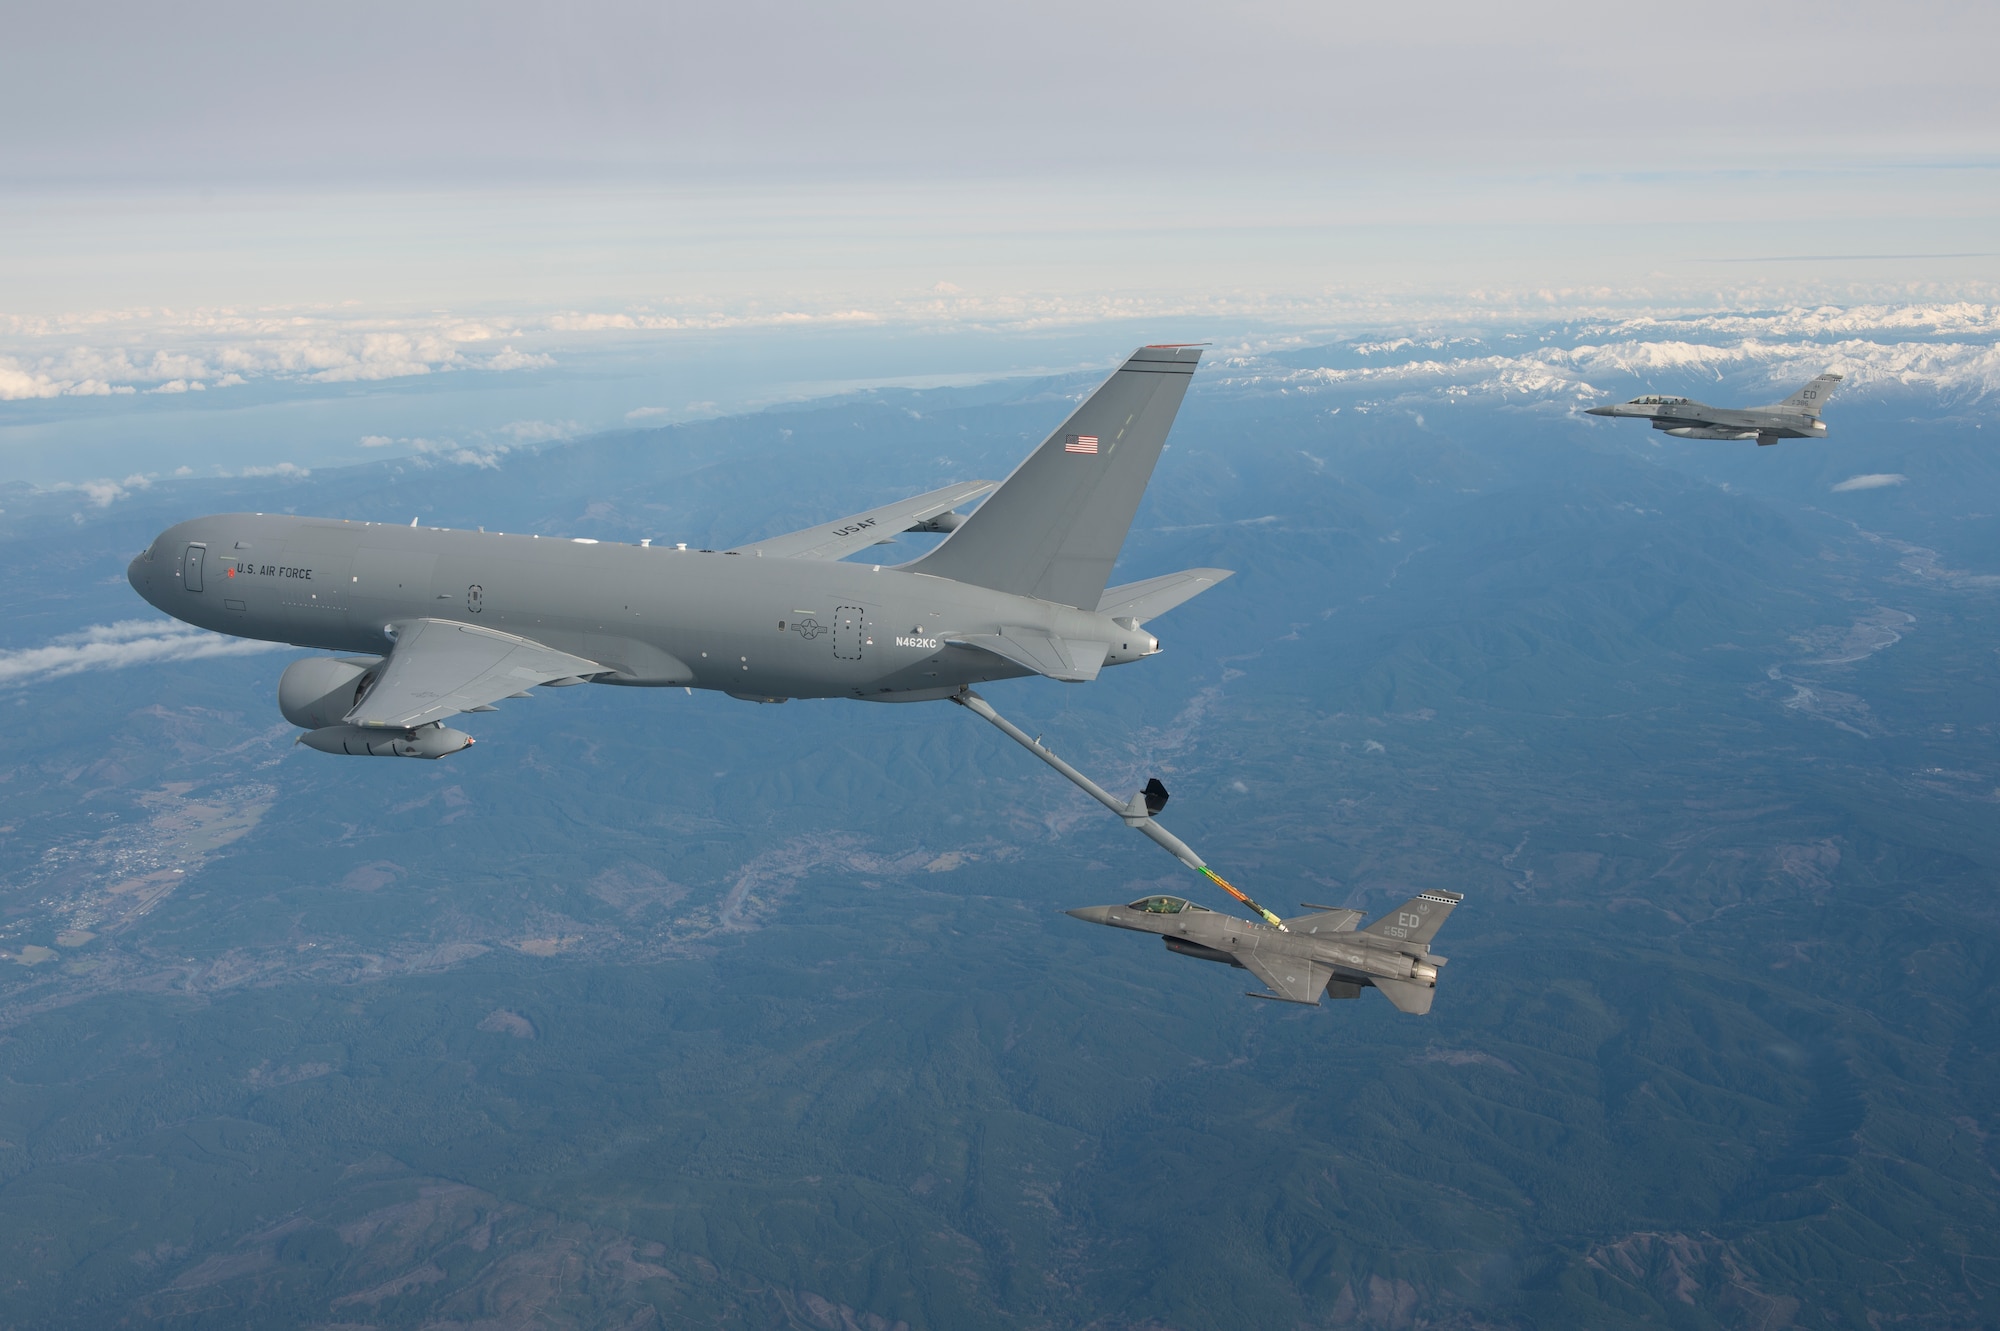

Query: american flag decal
[{"left": 1064, "top": 434, "right": 1100, "bottom": 454}]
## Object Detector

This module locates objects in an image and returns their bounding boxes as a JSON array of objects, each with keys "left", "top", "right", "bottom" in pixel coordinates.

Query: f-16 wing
[
  {"left": 1242, "top": 954, "right": 1334, "bottom": 1004},
  {"left": 731, "top": 480, "right": 995, "bottom": 562},
  {"left": 345, "top": 618, "right": 604, "bottom": 730}
]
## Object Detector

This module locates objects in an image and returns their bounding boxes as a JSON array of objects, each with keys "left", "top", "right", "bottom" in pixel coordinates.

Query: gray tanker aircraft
[
  {"left": 1586, "top": 372, "right": 1842, "bottom": 445},
  {"left": 127, "top": 346, "right": 1232, "bottom": 758},
  {"left": 1067, "top": 888, "right": 1464, "bottom": 1012}
]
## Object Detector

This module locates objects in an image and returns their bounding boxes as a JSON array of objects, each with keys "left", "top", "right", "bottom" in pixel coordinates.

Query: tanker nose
[
  {"left": 127, "top": 549, "right": 155, "bottom": 606},
  {"left": 1065, "top": 906, "right": 1112, "bottom": 925}
]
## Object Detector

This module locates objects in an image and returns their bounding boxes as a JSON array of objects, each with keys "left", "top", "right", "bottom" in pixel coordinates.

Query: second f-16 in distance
[
  {"left": 1587, "top": 372, "right": 1842, "bottom": 445},
  {"left": 1067, "top": 888, "right": 1464, "bottom": 1012}
]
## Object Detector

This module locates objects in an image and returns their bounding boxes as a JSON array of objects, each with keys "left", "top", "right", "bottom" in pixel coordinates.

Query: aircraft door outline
[
  {"left": 833, "top": 606, "right": 865, "bottom": 660},
  {"left": 184, "top": 543, "right": 206, "bottom": 593}
]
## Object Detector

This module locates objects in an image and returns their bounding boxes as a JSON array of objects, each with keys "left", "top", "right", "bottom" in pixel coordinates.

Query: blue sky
[{"left": 3, "top": 0, "right": 1996, "bottom": 484}]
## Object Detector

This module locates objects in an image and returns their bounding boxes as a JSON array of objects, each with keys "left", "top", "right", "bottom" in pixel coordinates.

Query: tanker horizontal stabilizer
[
  {"left": 731, "top": 480, "right": 995, "bottom": 561},
  {"left": 949, "top": 630, "right": 1109, "bottom": 682},
  {"left": 1096, "top": 568, "right": 1234, "bottom": 623},
  {"left": 345, "top": 619, "right": 606, "bottom": 730}
]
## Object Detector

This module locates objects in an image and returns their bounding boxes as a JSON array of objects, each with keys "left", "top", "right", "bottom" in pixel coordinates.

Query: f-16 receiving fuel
[
  {"left": 1067, "top": 889, "right": 1464, "bottom": 1012},
  {"left": 1586, "top": 372, "right": 1842, "bottom": 445},
  {"left": 127, "top": 346, "right": 1230, "bottom": 759}
]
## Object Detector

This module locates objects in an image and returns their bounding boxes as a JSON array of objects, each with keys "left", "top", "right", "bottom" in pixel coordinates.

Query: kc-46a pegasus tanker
[
  {"left": 127, "top": 346, "right": 1229, "bottom": 757},
  {"left": 1586, "top": 372, "right": 1842, "bottom": 445}
]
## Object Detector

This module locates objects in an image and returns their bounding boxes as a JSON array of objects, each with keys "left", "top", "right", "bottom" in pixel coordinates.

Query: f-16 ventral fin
[{"left": 909, "top": 345, "right": 1202, "bottom": 610}]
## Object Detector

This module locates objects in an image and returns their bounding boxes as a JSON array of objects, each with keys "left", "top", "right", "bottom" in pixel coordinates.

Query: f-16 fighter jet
[
  {"left": 1585, "top": 372, "right": 1842, "bottom": 445},
  {"left": 126, "top": 346, "right": 1230, "bottom": 758},
  {"left": 1066, "top": 889, "right": 1464, "bottom": 1012}
]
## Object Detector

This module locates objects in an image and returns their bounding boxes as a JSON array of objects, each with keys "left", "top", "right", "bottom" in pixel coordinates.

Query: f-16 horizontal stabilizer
[
  {"left": 1361, "top": 890, "right": 1463, "bottom": 948},
  {"left": 1373, "top": 977, "right": 1436, "bottom": 1015}
]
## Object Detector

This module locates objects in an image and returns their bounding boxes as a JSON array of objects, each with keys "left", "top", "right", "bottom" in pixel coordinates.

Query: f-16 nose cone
[
  {"left": 1065, "top": 906, "right": 1112, "bottom": 925},
  {"left": 1584, "top": 405, "right": 1615, "bottom": 416}
]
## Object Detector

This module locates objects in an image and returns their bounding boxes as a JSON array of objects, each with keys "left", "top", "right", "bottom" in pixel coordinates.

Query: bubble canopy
[{"left": 1126, "top": 896, "right": 1212, "bottom": 915}]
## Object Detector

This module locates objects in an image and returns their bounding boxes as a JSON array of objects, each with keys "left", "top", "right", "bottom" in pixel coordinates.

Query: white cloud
[
  {"left": 46, "top": 473, "right": 153, "bottom": 507},
  {"left": 1832, "top": 473, "right": 1909, "bottom": 492},
  {"left": 358, "top": 435, "right": 394, "bottom": 448},
  {"left": 624, "top": 406, "right": 671, "bottom": 419},
  {"left": 237, "top": 462, "right": 310, "bottom": 478},
  {"left": 486, "top": 345, "right": 553, "bottom": 371},
  {"left": 0, "top": 619, "right": 286, "bottom": 689}
]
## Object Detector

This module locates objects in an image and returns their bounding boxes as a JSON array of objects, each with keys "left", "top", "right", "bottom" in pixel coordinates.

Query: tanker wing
[{"left": 344, "top": 618, "right": 605, "bottom": 730}]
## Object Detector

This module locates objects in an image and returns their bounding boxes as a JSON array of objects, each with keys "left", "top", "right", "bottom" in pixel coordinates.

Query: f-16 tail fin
[
  {"left": 1775, "top": 372, "right": 1842, "bottom": 417},
  {"left": 907, "top": 346, "right": 1202, "bottom": 610},
  {"left": 1360, "top": 889, "right": 1463, "bottom": 948}
]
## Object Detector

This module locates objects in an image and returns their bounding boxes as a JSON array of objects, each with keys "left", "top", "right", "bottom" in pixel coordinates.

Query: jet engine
[{"left": 278, "top": 655, "right": 383, "bottom": 729}]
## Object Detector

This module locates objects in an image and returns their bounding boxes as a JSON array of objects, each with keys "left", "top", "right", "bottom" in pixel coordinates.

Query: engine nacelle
[
  {"left": 298, "top": 724, "right": 474, "bottom": 759},
  {"left": 279, "top": 656, "right": 383, "bottom": 729}
]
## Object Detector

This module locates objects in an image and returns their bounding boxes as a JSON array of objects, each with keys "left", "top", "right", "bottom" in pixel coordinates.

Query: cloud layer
[
  {"left": 1210, "top": 305, "right": 2000, "bottom": 409},
  {"left": 0, "top": 620, "right": 288, "bottom": 688}
]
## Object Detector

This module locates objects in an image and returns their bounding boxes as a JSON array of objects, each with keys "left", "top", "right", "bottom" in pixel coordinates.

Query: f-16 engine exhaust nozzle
[
  {"left": 1409, "top": 961, "right": 1439, "bottom": 984},
  {"left": 298, "top": 724, "right": 474, "bottom": 759}
]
